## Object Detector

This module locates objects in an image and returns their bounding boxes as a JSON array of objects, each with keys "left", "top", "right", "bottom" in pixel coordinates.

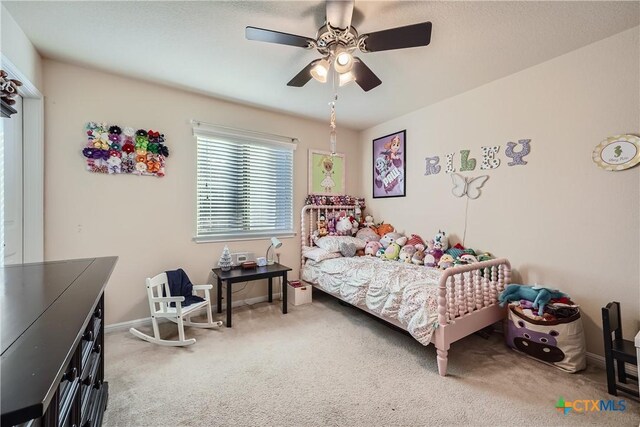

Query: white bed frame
[{"left": 301, "top": 204, "right": 511, "bottom": 376}]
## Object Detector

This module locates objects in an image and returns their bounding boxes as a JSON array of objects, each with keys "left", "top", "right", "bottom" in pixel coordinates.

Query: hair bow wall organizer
[{"left": 82, "top": 122, "right": 170, "bottom": 177}]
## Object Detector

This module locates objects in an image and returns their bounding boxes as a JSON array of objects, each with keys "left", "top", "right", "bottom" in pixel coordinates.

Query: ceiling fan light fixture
[
  {"left": 333, "top": 48, "right": 354, "bottom": 74},
  {"left": 310, "top": 58, "right": 330, "bottom": 83},
  {"left": 338, "top": 70, "right": 355, "bottom": 87}
]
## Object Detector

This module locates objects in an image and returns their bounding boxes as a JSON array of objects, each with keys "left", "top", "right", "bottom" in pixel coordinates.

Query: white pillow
[
  {"left": 302, "top": 246, "right": 342, "bottom": 262},
  {"left": 314, "top": 236, "right": 366, "bottom": 252}
]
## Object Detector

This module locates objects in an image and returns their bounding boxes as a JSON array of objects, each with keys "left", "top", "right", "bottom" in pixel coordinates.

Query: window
[{"left": 193, "top": 122, "right": 296, "bottom": 242}]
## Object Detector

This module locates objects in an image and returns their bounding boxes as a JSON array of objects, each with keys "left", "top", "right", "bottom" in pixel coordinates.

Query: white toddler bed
[{"left": 300, "top": 204, "right": 511, "bottom": 376}]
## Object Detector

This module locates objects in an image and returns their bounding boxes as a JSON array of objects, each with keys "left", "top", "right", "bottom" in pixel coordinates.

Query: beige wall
[
  {"left": 358, "top": 27, "right": 640, "bottom": 356},
  {"left": 1, "top": 5, "right": 43, "bottom": 91},
  {"left": 43, "top": 59, "right": 361, "bottom": 325}
]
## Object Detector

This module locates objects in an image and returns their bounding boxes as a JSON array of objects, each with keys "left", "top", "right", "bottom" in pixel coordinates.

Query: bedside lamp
[{"left": 266, "top": 237, "right": 282, "bottom": 265}]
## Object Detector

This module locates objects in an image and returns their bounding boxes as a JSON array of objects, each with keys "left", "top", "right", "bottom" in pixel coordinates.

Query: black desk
[{"left": 212, "top": 263, "right": 292, "bottom": 327}]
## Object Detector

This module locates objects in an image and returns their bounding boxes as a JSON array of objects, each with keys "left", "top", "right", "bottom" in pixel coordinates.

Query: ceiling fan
[{"left": 245, "top": 0, "right": 432, "bottom": 92}]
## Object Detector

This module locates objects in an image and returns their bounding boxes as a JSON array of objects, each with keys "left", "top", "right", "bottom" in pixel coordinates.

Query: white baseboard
[
  {"left": 105, "top": 293, "right": 283, "bottom": 333},
  {"left": 586, "top": 351, "right": 638, "bottom": 376}
]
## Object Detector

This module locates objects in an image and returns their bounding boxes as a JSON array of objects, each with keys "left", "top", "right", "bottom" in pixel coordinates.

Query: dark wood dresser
[{"left": 1, "top": 257, "right": 117, "bottom": 427}]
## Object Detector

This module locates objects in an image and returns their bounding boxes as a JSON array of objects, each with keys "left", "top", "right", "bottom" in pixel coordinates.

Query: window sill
[{"left": 193, "top": 233, "right": 297, "bottom": 244}]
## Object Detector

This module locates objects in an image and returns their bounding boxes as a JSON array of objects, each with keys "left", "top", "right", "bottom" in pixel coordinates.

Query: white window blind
[{"left": 194, "top": 122, "right": 296, "bottom": 242}]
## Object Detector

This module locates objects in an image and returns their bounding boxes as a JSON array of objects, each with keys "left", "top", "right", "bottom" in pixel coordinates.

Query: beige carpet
[{"left": 103, "top": 292, "right": 639, "bottom": 426}]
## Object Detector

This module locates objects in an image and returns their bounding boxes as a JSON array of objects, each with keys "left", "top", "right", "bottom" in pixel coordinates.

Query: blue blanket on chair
[{"left": 165, "top": 269, "right": 205, "bottom": 307}]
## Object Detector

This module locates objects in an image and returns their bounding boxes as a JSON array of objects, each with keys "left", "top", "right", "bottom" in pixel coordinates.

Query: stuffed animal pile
[
  {"left": 352, "top": 215, "right": 495, "bottom": 270},
  {"left": 310, "top": 207, "right": 495, "bottom": 269}
]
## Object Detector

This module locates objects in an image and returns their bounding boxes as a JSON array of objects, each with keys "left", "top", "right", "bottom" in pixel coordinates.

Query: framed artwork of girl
[{"left": 308, "top": 150, "right": 346, "bottom": 195}]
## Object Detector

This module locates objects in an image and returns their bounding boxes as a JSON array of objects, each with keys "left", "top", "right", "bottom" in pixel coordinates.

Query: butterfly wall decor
[{"left": 451, "top": 173, "right": 489, "bottom": 199}]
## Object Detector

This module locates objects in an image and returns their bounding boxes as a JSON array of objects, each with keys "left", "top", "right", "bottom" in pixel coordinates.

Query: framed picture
[
  {"left": 592, "top": 134, "right": 640, "bottom": 171},
  {"left": 308, "top": 150, "right": 346, "bottom": 195},
  {"left": 373, "top": 130, "right": 406, "bottom": 198}
]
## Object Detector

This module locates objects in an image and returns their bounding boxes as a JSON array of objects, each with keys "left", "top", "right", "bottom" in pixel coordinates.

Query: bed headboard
[{"left": 300, "top": 204, "right": 358, "bottom": 267}]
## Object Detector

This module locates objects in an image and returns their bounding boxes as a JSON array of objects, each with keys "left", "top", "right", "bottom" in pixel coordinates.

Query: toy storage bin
[
  {"left": 505, "top": 303, "right": 586, "bottom": 373},
  {"left": 287, "top": 280, "right": 312, "bottom": 306}
]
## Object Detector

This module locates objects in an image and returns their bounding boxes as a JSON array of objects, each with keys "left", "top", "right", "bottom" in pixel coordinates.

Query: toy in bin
[
  {"left": 499, "top": 284, "right": 586, "bottom": 373},
  {"left": 287, "top": 280, "right": 312, "bottom": 306}
]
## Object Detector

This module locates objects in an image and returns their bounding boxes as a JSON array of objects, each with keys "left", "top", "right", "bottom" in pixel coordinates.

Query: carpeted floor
[{"left": 103, "top": 292, "right": 639, "bottom": 426}]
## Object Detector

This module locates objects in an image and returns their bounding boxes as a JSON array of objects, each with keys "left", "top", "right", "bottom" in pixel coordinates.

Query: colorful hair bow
[
  {"left": 135, "top": 162, "right": 147, "bottom": 173},
  {"left": 122, "top": 142, "right": 135, "bottom": 154},
  {"left": 82, "top": 147, "right": 95, "bottom": 158},
  {"left": 147, "top": 143, "right": 159, "bottom": 154},
  {"left": 158, "top": 144, "right": 169, "bottom": 157}
]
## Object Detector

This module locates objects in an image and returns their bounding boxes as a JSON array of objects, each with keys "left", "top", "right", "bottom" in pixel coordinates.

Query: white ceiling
[{"left": 4, "top": 1, "right": 639, "bottom": 130}]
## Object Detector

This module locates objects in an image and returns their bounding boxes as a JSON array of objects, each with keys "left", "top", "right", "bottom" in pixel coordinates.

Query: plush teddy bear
[
  {"left": 499, "top": 284, "right": 568, "bottom": 316},
  {"left": 399, "top": 245, "right": 417, "bottom": 263},
  {"left": 364, "top": 241, "right": 383, "bottom": 256}
]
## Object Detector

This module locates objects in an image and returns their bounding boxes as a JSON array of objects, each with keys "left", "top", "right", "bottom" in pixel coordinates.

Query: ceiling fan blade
[
  {"left": 360, "top": 22, "right": 432, "bottom": 52},
  {"left": 287, "top": 60, "right": 319, "bottom": 87},
  {"left": 326, "top": 0, "right": 354, "bottom": 30},
  {"left": 352, "top": 58, "right": 382, "bottom": 92},
  {"left": 246, "top": 26, "right": 314, "bottom": 49}
]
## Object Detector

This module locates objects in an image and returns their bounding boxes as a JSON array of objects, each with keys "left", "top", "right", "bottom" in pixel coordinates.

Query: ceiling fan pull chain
[{"left": 329, "top": 96, "right": 337, "bottom": 155}]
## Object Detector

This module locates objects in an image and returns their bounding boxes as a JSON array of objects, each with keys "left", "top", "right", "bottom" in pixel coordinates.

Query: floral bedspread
[{"left": 302, "top": 257, "right": 443, "bottom": 345}]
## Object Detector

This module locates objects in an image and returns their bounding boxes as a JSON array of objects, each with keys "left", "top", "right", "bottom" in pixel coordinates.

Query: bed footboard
[{"left": 433, "top": 258, "right": 511, "bottom": 376}]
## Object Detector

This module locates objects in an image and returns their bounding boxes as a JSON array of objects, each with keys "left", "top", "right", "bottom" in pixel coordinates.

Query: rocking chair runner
[{"left": 130, "top": 272, "right": 222, "bottom": 346}]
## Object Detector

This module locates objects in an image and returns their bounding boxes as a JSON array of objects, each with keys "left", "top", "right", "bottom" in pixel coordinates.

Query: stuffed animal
[
  {"left": 364, "top": 215, "right": 375, "bottom": 228},
  {"left": 477, "top": 252, "right": 493, "bottom": 262},
  {"left": 412, "top": 249, "right": 425, "bottom": 265},
  {"left": 336, "top": 215, "right": 352, "bottom": 236},
  {"left": 376, "top": 223, "right": 395, "bottom": 237},
  {"left": 327, "top": 216, "right": 336, "bottom": 235},
  {"left": 399, "top": 245, "right": 417, "bottom": 263},
  {"left": 424, "top": 248, "right": 443, "bottom": 268},
  {"left": 375, "top": 248, "right": 385, "bottom": 257},
  {"left": 350, "top": 216, "right": 359, "bottom": 235},
  {"left": 317, "top": 215, "right": 328, "bottom": 237},
  {"left": 458, "top": 253, "right": 478, "bottom": 264},
  {"left": 432, "top": 230, "right": 449, "bottom": 251},
  {"left": 383, "top": 242, "right": 401, "bottom": 260},
  {"left": 364, "top": 241, "right": 383, "bottom": 256},
  {"left": 438, "top": 254, "right": 455, "bottom": 269},
  {"left": 380, "top": 232, "right": 403, "bottom": 248},
  {"left": 499, "top": 284, "right": 568, "bottom": 316},
  {"left": 355, "top": 227, "right": 380, "bottom": 242}
]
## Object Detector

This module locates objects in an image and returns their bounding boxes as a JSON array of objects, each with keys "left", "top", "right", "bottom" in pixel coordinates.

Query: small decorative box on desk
[{"left": 287, "top": 280, "right": 312, "bottom": 306}]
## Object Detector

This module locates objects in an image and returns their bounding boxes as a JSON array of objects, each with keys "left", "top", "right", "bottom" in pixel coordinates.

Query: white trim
[
  {"left": 105, "top": 292, "right": 284, "bottom": 333},
  {"left": 0, "top": 55, "right": 43, "bottom": 98},
  {"left": 191, "top": 119, "right": 298, "bottom": 151},
  {"left": 1, "top": 54, "right": 44, "bottom": 263},
  {"left": 22, "top": 97, "right": 44, "bottom": 262}
]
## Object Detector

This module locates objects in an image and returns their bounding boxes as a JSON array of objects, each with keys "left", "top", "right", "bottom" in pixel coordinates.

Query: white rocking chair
[{"left": 129, "top": 272, "right": 223, "bottom": 346}]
